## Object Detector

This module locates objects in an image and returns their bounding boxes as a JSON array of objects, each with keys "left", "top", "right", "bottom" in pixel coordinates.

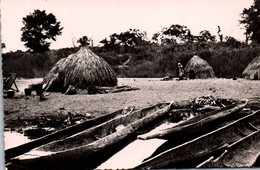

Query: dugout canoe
[
  {"left": 5, "top": 105, "right": 136, "bottom": 162},
  {"left": 7, "top": 102, "right": 174, "bottom": 170},
  {"left": 198, "top": 129, "right": 260, "bottom": 168},
  {"left": 135, "top": 109, "right": 260, "bottom": 169},
  {"left": 6, "top": 99, "right": 243, "bottom": 169},
  {"left": 138, "top": 99, "right": 248, "bottom": 140}
]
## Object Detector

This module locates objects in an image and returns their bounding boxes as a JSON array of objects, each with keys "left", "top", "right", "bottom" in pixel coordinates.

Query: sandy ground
[{"left": 4, "top": 77, "right": 260, "bottom": 122}]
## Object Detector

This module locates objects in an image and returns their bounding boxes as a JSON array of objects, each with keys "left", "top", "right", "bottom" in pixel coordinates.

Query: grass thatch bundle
[
  {"left": 242, "top": 55, "right": 260, "bottom": 80},
  {"left": 43, "top": 47, "right": 117, "bottom": 92},
  {"left": 184, "top": 55, "right": 215, "bottom": 79}
]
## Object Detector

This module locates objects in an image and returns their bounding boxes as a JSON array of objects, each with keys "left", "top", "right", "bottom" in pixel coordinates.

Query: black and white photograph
[{"left": 1, "top": 0, "right": 260, "bottom": 169}]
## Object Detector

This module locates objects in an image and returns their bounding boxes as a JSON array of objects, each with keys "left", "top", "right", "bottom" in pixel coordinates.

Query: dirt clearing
[{"left": 3, "top": 78, "right": 260, "bottom": 137}]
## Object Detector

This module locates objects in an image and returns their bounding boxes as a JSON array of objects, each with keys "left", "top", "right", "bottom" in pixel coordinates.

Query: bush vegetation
[{"left": 2, "top": 42, "right": 260, "bottom": 79}]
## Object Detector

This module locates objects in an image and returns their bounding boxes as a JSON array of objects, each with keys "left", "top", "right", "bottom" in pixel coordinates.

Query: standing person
[{"left": 178, "top": 63, "right": 184, "bottom": 80}]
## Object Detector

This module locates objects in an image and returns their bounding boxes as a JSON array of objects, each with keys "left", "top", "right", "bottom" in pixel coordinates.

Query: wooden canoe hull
[
  {"left": 34, "top": 103, "right": 168, "bottom": 152},
  {"left": 7, "top": 102, "right": 173, "bottom": 170},
  {"left": 201, "top": 129, "right": 260, "bottom": 168},
  {"left": 5, "top": 107, "right": 129, "bottom": 162},
  {"left": 138, "top": 100, "right": 248, "bottom": 140},
  {"left": 135, "top": 110, "right": 260, "bottom": 169}
]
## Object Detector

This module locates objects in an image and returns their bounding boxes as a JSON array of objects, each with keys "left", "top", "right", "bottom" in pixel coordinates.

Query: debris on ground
[
  {"left": 160, "top": 76, "right": 173, "bottom": 81},
  {"left": 191, "top": 95, "right": 233, "bottom": 108},
  {"left": 109, "top": 85, "right": 140, "bottom": 93},
  {"left": 86, "top": 85, "right": 140, "bottom": 94},
  {"left": 3, "top": 90, "right": 15, "bottom": 98},
  {"left": 168, "top": 96, "right": 234, "bottom": 123},
  {"left": 5, "top": 112, "right": 93, "bottom": 139},
  {"left": 64, "top": 85, "right": 77, "bottom": 95},
  {"left": 39, "top": 94, "right": 48, "bottom": 101}
]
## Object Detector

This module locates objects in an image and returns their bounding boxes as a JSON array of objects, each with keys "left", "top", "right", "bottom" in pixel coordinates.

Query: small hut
[
  {"left": 43, "top": 47, "right": 117, "bottom": 92},
  {"left": 184, "top": 55, "right": 215, "bottom": 79},
  {"left": 242, "top": 55, "right": 260, "bottom": 80}
]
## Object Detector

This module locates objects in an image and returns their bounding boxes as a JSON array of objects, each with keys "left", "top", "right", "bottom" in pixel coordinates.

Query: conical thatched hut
[
  {"left": 184, "top": 55, "right": 215, "bottom": 79},
  {"left": 242, "top": 55, "right": 260, "bottom": 80},
  {"left": 43, "top": 47, "right": 117, "bottom": 92}
]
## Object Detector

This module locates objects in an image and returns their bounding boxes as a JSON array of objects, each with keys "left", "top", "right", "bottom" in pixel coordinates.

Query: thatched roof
[
  {"left": 184, "top": 55, "right": 215, "bottom": 79},
  {"left": 242, "top": 55, "right": 260, "bottom": 80},
  {"left": 43, "top": 47, "right": 117, "bottom": 92}
]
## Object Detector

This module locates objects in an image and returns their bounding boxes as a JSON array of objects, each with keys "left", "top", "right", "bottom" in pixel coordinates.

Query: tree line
[{"left": 2, "top": 0, "right": 259, "bottom": 53}]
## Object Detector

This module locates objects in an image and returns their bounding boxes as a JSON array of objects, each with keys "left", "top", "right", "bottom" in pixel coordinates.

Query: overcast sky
[{"left": 0, "top": 0, "right": 254, "bottom": 52}]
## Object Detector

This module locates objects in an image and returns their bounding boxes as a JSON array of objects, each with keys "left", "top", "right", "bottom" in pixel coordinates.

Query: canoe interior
[
  {"left": 5, "top": 106, "right": 129, "bottom": 161},
  {"left": 202, "top": 130, "right": 260, "bottom": 168},
  {"left": 144, "top": 100, "right": 247, "bottom": 140},
  {"left": 135, "top": 109, "right": 260, "bottom": 169},
  {"left": 143, "top": 112, "right": 253, "bottom": 166},
  {"left": 35, "top": 103, "right": 168, "bottom": 152}
]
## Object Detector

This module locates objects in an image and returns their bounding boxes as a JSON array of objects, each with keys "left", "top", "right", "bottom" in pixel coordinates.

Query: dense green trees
[
  {"left": 18, "top": 0, "right": 258, "bottom": 54},
  {"left": 77, "top": 36, "right": 93, "bottom": 47},
  {"left": 100, "top": 29, "right": 148, "bottom": 52},
  {"left": 198, "top": 30, "right": 216, "bottom": 42},
  {"left": 162, "top": 24, "right": 192, "bottom": 43},
  {"left": 151, "top": 25, "right": 216, "bottom": 44},
  {"left": 240, "top": 0, "right": 260, "bottom": 44},
  {"left": 21, "top": 9, "right": 63, "bottom": 52}
]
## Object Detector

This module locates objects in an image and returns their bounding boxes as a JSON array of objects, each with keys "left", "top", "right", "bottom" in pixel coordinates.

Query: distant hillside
[{"left": 2, "top": 43, "right": 260, "bottom": 78}]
